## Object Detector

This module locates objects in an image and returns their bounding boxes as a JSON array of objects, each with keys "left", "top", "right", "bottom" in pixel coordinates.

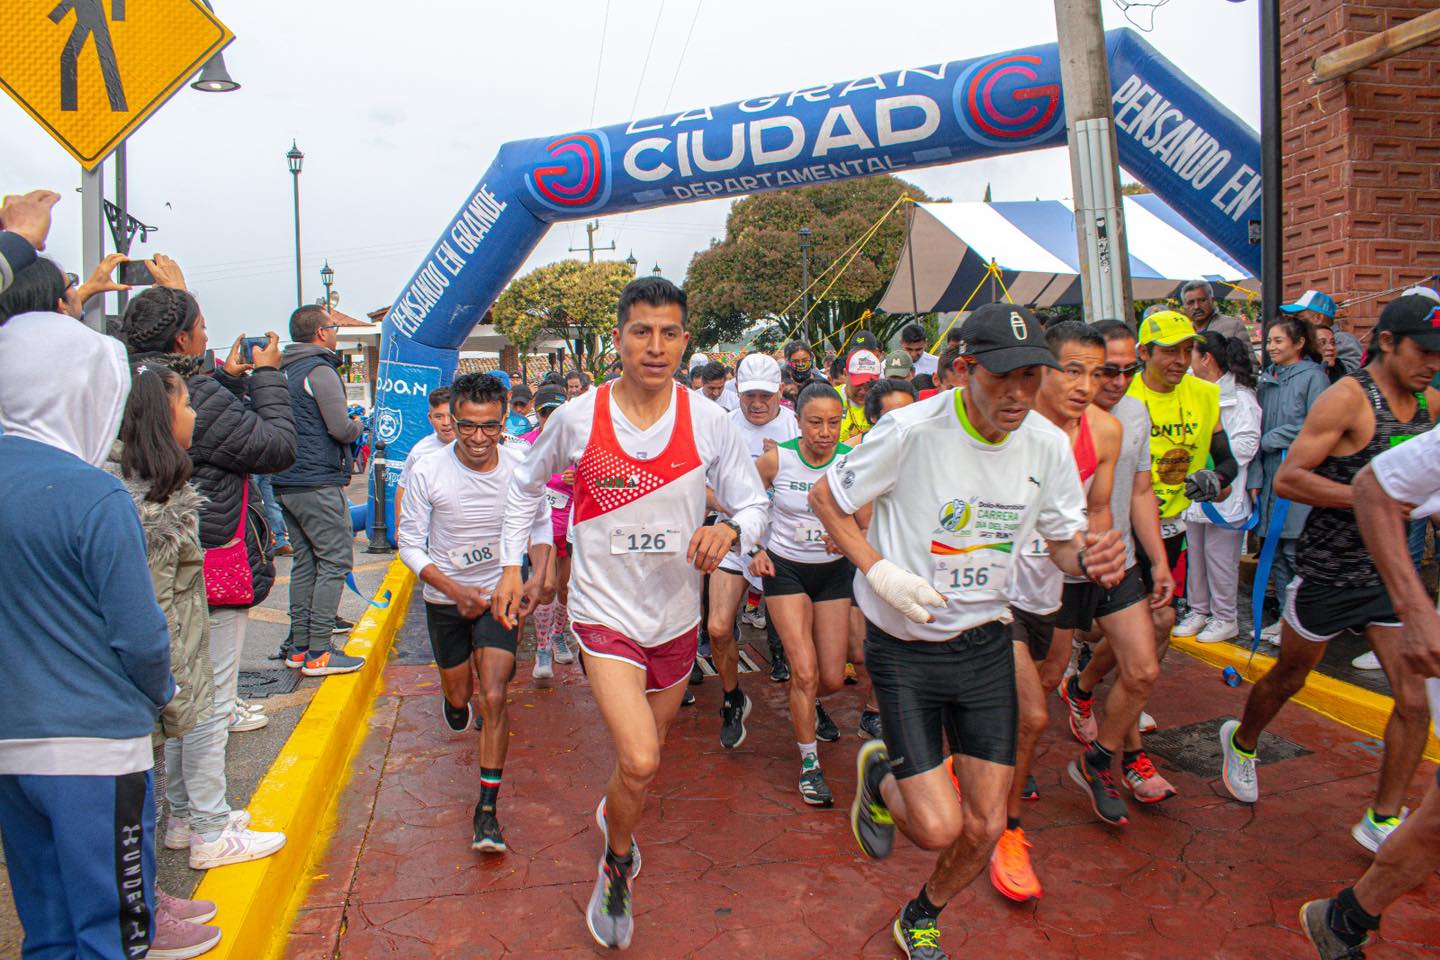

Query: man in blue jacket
[{"left": 0, "top": 310, "right": 175, "bottom": 959}]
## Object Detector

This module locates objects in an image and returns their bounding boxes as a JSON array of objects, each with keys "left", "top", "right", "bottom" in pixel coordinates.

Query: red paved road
[{"left": 288, "top": 644, "right": 1439, "bottom": 959}]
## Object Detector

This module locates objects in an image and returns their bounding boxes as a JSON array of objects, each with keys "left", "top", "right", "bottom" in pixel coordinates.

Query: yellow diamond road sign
[{"left": 0, "top": 1, "right": 234, "bottom": 170}]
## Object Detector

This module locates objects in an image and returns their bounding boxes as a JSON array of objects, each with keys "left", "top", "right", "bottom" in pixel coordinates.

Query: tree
[
  {"left": 683, "top": 174, "right": 936, "bottom": 353},
  {"left": 491, "top": 259, "right": 633, "bottom": 379}
]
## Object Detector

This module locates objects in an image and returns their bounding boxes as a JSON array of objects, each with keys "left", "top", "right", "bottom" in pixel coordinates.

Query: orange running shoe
[
  {"left": 944, "top": 755, "right": 962, "bottom": 799},
  {"left": 990, "top": 827, "right": 1042, "bottom": 902}
]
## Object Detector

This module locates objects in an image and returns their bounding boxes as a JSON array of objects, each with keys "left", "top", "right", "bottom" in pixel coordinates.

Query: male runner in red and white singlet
[{"left": 495, "top": 277, "right": 768, "bottom": 951}]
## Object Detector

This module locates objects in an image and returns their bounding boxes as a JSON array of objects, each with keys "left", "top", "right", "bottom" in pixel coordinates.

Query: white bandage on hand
[{"left": 865, "top": 558, "right": 947, "bottom": 623}]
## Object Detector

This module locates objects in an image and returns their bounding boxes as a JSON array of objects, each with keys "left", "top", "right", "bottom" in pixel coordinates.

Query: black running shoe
[
  {"left": 893, "top": 909, "right": 947, "bottom": 959},
  {"left": 442, "top": 699, "right": 472, "bottom": 733},
  {"left": 858, "top": 709, "right": 883, "bottom": 740},
  {"left": 682, "top": 689, "right": 695, "bottom": 707},
  {"left": 1021, "top": 774, "right": 1039, "bottom": 802},
  {"left": 798, "top": 761, "right": 834, "bottom": 807},
  {"left": 1299, "top": 899, "right": 1368, "bottom": 959},
  {"left": 719, "top": 691, "right": 751, "bottom": 749},
  {"left": 815, "top": 701, "right": 839, "bottom": 742},
  {"left": 1067, "top": 756, "right": 1129, "bottom": 826},
  {"left": 471, "top": 804, "right": 506, "bottom": 853},
  {"left": 769, "top": 650, "right": 790, "bottom": 683},
  {"left": 850, "top": 739, "right": 895, "bottom": 859},
  {"left": 689, "top": 659, "right": 705, "bottom": 686},
  {"left": 333, "top": 616, "right": 355, "bottom": 635}
]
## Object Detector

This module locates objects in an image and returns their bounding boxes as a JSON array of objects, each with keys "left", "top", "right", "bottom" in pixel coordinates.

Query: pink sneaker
[
  {"left": 1122, "top": 751, "right": 1178, "bottom": 804},
  {"left": 156, "top": 887, "right": 217, "bottom": 924},
  {"left": 1059, "top": 678, "right": 1097, "bottom": 745},
  {"left": 147, "top": 911, "right": 221, "bottom": 959}
]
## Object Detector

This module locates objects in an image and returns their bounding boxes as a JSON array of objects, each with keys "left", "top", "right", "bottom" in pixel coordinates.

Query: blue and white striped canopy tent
[{"left": 878, "top": 197, "right": 1254, "bottom": 313}]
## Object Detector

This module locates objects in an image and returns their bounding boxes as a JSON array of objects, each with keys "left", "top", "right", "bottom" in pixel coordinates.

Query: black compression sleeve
[{"left": 1209, "top": 428, "right": 1238, "bottom": 484}]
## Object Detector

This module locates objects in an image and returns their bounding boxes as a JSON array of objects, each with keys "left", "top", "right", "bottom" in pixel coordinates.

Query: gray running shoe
[
  {"left": 719, "top": 690, "right": 751, "bottom": 749},
  {"left": 850, "top": 739, "right": 895, "bottom": 859},
  {"left": 892, "top": 910, "right": 948, "bottom": 959},
  {"left": 1066, "top": 756, "right": 1129, "bottom": 826},
  {"left": 1299, "top": 899, "right": 1368, "bottom": 959},
  {"left": 858, "top": 709, "right": 883, "bottom": 740},
  {"left": 1218, "top": 719, "right": 1259, "bottom": 804},
  {"left": 798, "top": 760, "right": 833, "bottom": 807},
  {"left": 585, "top": 856, "right": 634, "bottom": 950}
]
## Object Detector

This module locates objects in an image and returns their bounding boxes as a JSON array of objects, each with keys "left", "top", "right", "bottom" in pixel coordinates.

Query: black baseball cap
[
  {"left": 1375, "top": 294, "right": 1440, "bottom": 350},
  {"left": 510, "top": 384, "right": 533, "bottom": 402},
  {"left": 534, "top": 384, "right": 566, "bottom": 411},
  {"left": 850, "top": 330, "right": 882, "bottom": 353},
  {"left": 956, "top": 303, "right": 1060, "bottom": 374}
]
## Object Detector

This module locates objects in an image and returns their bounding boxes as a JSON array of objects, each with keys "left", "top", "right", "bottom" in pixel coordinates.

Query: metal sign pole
[{"left": 81, "top": 163, "right": 105, "bottom": 332}]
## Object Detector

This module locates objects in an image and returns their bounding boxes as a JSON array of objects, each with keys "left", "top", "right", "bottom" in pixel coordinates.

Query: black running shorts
[
  {"left": 864, "top": 619, "right": 1017, "bottom": 778},
  {"left": 424, "top": 602, "right": 519, "bottom": 669},
  {"left": 1055, "top": 565, "right": 1148, "bottom": 632},
  {"left": 1137, "top": 532, "right": 1187, "bottom": 605},
  {"left": 1008, "top": 605, "right": 1056, "bottom": 661},
  {"left": 1283, "top": 577, "right": 1401, "bottom": 643},
  {"left": 763, "top": 553, "right": 854, "bottom": 603}
]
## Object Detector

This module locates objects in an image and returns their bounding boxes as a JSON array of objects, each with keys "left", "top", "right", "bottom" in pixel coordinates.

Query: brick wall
[{"left": 1280, "top": 0, "right": 1440, "bottom": 335}]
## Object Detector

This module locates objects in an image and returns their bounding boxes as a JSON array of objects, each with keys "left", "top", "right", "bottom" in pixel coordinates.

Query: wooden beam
[{"left": 1310, "top": 7, "right": 1440, "bottom": 84}]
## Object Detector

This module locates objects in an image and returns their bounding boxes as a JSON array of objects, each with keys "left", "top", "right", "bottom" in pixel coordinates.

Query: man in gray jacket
[
  {"left": 1181, "top": 279, "right": 1252, "bottom": 344},
  {"left": 275, "top": 306, "right": 366, "bottom": 677}
]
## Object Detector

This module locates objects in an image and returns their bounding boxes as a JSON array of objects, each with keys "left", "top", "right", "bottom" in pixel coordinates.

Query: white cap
[
  {"left": 1402, "top": 285, "right": 1440, "bottom": 303},
  {"left": 735, "top": 353, "right": 782, "bottom": 394},
  {"left": 689, "top": 353, "right": 710, "bottom": 370}
]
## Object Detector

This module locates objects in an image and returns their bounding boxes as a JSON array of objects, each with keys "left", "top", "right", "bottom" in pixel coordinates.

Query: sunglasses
[
  {"left": 65, "top": 272, "right": 79, "bottom": 290},
  {"left": 1099, "top": 363, "right": 1142, "bottom": 378}
]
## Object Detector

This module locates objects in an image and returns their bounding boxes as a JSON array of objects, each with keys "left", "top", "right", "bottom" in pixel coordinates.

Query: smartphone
[
  {"left": 243, "top": 336, "right": 269, "bottom": 357},
  {"left": 118, "top": 260, "right": 154, "bottom": 286}
]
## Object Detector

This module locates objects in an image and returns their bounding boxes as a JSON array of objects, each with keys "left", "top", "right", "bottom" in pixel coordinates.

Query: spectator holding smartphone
[{"left": 119, "top": 262, "right": 298, "bottom": 869}]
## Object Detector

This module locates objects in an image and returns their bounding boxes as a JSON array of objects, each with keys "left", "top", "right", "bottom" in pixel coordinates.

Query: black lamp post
[
  {"left": 626, "top": 250, "right": 638, "bottom": 273},
  {"left": 799, "top": 226, "right": 813, "bottom": 341},
  {"left": 320, "top": 260, "right": 335, "bottom": 308},
  {"left": 652, "top": 263, "right": 662, "bottom": 277},
  {"left": 287, "top": 141, "right": 304, "bottom": 309}
]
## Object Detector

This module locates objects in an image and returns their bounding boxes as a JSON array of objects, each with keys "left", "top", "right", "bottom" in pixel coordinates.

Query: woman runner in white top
[{"left": 748, "top": 384, "right": 855, "bottom": 807}]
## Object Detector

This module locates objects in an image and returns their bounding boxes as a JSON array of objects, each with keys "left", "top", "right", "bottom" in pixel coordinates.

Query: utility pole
[
  {"left": 1053, "top": 0, "right": 1134, "bottom": 325},
  {"left": 569, "top": 219, "right": 616, "bottom": 263},
  {"left": 80, "top": 163, "right": 105, "bottom": 332}
]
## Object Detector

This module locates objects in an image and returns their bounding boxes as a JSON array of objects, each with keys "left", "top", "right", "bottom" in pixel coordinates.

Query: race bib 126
[{"left": 611, "top": 524, "right": 681, "bottom": 555}]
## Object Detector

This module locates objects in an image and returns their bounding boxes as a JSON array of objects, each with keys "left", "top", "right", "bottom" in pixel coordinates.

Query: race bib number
[
  {"left": 447, "top": 542, "right": 495, "bottom": 570},
  {"left": 932, "top": 550, "right": 1011, "bottom": 596},
  {"left": 611, "top": 524, "right": 681, "bottom": 555},
  {"left": 545, "top": 489, "right": 570, "bottom": 511},
  {"left": 1160, "top": 519, "right": 1186, "bottom": 540},
  {"left": 794, "top": 523, "right": 827, "bottom": 546},
  {"left": 1021, "top": 536, "right": 1049, "bottom": 558}
]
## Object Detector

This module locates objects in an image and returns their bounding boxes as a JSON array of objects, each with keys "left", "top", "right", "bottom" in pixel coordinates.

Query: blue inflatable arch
[{"left": 367, "top": 27, "right": 1260, "bottom": 529}]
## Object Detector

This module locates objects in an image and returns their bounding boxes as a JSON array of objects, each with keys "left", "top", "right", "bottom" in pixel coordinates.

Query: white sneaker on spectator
[
  {"left": 1351, "top": 650, "right": 1382, "bottom": 670},
  {"left": 1197, "top": 619, "right": 1239, "bottom": 643},
  {"left": 165, "top": 809, "right": 252, "bottom": 851},
  {"left": 228, "top": 706, "right": 268, "bottom": 732},
  {"left": 1172, "top": 611, "right": 1208, "bottom": 637},
  {"left": 1138, "top": 711, "right": 1158, "bottom": 734},
  {"left": 1260, "top": 621, "right": 1283, "bottom": 646},
  {"left": 189, "top": 823, "right": 286, "bottom": 869}
]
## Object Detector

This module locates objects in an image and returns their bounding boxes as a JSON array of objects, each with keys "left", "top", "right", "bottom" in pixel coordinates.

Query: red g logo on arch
[
  {"left": 953, "top": 54, "right": 1065, "bottom": 149},
  {"left": 525, "top": 131, "right": 612, "bottom": 213}
]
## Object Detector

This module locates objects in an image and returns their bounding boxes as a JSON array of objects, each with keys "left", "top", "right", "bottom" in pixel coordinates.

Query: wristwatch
[{"left": 719, "top": 519, "right": 743, "bottom": 551}]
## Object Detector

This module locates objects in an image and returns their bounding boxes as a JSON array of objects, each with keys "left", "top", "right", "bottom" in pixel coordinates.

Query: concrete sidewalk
[{"left": 287, "top": 610, "right": 1439, "bottom": 959}]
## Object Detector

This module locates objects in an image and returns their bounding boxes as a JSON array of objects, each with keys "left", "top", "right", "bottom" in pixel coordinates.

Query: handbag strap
[{"left": 233, "top": 476, "right": 250, "bottom": 540}]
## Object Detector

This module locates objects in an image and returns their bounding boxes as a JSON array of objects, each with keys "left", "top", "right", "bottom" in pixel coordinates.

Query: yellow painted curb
[
  {"left": 1172, "top": 634, "right": 1440, "bottom": 763},
  {"left": 191, "top": 557, "right": 416, "bottom": 960}
]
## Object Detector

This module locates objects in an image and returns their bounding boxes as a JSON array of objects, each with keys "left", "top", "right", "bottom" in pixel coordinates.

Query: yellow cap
[{"left": 1138, "top": 310, "right": 1199, "bottom": 347}]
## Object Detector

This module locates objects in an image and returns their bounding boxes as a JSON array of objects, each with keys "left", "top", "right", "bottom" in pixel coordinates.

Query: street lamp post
[
  {"left": 320, "top": 260, "right": 335, "bottom": 309},
  {"left": 652, "top": 263, "right": 662, "bottom": 277},
  {"left": 626, "top": 250, "right": 638, "bottom": 273},
  {"left": 798, "top": 226, "right": 813, "bottom": 342},
  {"left": 287, "top": 141, "right": 304, "bottom": 309}
]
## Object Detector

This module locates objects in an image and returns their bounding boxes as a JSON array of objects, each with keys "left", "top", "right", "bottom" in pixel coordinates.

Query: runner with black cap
[
  {"left": 1221, "top": 294, "right": 1440, "bottom": 852},
  {"left": 811, "top": 303, "right": 1125, "bottom": 960}
]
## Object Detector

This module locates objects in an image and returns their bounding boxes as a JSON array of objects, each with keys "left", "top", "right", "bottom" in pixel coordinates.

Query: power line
[
  {"left": 662, "top": 0, "right": 705, "bottom": 113},
  {"left": 588, "top": 0, "right": 612, "bottom": 125},
  {"left": 628, "top": 0, "right": 667, "bottom": 119}
]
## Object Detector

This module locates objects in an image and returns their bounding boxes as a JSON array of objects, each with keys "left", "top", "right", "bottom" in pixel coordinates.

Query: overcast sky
[{"left": 0, "top": 0, "right": 1259, "bottom": 346}]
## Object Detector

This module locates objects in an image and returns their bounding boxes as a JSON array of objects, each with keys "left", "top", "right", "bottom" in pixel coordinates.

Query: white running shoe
[
  {"left": 228, "top": 707, "right": 268, "bottom": 732},
  {"left": 1351, "top": 650, "right": 1382, "bottom": 671},
  {"left": 164, "top": 810, "right": 251, "bottom": 850},
  {"left": 188, "top": 823, "right": 286, "bottom": 869},
  {"left": 1138, "top": 711, "right": 1158, "bottom": 734},
  {"left": 533, "top": 646, "right": 554, "bottom": 681},
  {"left": 1260, "top": 621, "right": 1283, "bottom": 646},
  {"left": 1218, "top": 719, "right": 1259, "bottom": 804},
  {"left": 1197, "top": 619, "right": 1239, "bottom": 643},
  {"left": 553, "top": 633, "right": 576, "bottom": 665},
  {"left": 1351, "top": 807, "right": 1407, "bottom": 853},
  {"left": 1173, "top": 610, "right": 1208, "bottom": 637}
]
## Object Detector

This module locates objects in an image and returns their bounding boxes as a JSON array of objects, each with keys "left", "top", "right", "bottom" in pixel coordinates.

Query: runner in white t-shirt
[
  {"left": 396, "top": 373, "right": 552, "bottom": 855},
  {"left": 707, "top": 353, "right": 798, "bottom": 749},
  {"left": 809, "top": 304, "right": 1125, "bottom": 960},
  {"left": 494, "top": 278, "right": 768, "bottom": 951},
  {"left": 1299, "top": 425, "right": 1440, "bottom": 958},
  {"left": 901, "top": 322, "right": 940, "bottom": 378},
  {"left": 393, "top": 386, "right": 455, "bottom": 529}
]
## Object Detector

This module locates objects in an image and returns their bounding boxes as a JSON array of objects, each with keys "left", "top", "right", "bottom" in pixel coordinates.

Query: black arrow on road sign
[{"left": 49, "top": 0, "right": 128, "bottom": 113}]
